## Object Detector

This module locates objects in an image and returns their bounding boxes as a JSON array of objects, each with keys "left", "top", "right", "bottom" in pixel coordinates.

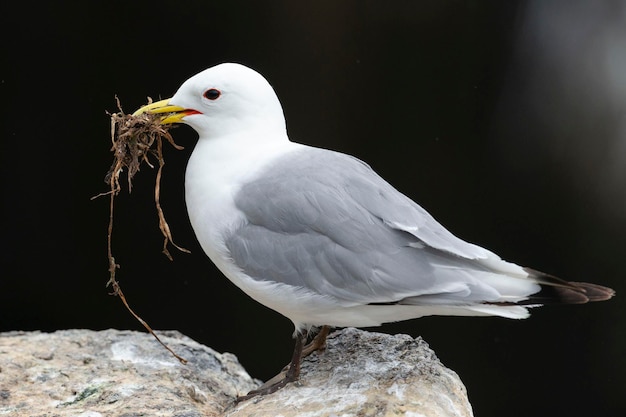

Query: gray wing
[{"left": 224, "top": 147, "right": 511, "bottom": 306}]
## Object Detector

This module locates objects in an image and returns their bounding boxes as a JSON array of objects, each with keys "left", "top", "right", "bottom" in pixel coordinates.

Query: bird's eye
[{"left": 203, "top": 89, "right": 221, "bottom": 100}]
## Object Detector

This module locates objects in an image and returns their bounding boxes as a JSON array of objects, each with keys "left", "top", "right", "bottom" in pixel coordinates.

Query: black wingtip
[
  {"left": 523, "top": 268, "right": 615, "bottom": 305},
  {"left": 568, "top": 281, "right": 615, "bottom": 302}
]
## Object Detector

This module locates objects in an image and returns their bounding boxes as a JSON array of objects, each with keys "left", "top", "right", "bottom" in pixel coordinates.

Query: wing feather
[{"left": 224, "top": 147, "right": 537, "bottom": 305}]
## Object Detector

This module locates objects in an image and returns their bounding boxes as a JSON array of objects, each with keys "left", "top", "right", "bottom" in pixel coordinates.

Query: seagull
[{"left": 133, "top": 63, "right": 614, "bottom": 399}]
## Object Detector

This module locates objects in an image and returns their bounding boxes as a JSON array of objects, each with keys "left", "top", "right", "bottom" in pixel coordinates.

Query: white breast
[{"left": 184, "top": 132, "right": 299, "bottom": 281}]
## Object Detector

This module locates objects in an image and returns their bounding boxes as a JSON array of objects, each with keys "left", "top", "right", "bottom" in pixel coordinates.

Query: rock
[
  {"left": 0, "top": 328, "right": 473, "bottom": 417},
  {"left": 0, "top": 329, "right": 258, "bottom": 416},
  {"left": 229, "top": 328, "right": 473, "bottom": 417}
]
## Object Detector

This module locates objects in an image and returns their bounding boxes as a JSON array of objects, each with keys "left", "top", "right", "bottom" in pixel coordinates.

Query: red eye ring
[{"left": 203, "top": 88, "right": 221, "bottom": 100}]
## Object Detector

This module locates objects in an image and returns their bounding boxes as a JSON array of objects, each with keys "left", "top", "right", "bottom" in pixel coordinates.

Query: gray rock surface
[
  {"left": 0, "top": 329, "right": 257, "bottom": 416},
  {"left": 0, "top": 328, "right": 473, "bottom": 417},
  {"left": 229, "top": 328, "right": 474, "bottom": 417}
]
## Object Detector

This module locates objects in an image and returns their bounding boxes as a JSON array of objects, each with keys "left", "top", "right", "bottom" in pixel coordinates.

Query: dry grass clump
[{"left": 94, "top": 97, "right": 189, "bottom": 363}]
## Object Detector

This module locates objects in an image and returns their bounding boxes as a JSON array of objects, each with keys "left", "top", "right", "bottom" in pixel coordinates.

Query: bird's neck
[{"left": 187, "top": 130, "right": 294, "bottom": 183}]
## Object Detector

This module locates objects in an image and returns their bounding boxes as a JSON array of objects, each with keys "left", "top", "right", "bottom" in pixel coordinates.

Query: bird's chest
[
  {"left": 183, "top": 138, "right": 298, "bottom": 265},
  {"left": 184, "top": 147, "right": 244, "bottom": 262}
]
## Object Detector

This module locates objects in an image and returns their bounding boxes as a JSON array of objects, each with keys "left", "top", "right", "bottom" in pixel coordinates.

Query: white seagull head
[{"left": 134, "top": 63, "right": 287, "bottom": 139}]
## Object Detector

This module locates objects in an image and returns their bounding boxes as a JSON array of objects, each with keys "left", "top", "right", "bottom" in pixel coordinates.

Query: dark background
[{"left": 2, "top": 1, "right": 625, "bottom": 416}]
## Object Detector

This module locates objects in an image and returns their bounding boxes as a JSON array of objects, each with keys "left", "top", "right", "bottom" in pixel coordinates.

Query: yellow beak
[{"left": 132, "top": 98, "right": 192, "bottom": 124}]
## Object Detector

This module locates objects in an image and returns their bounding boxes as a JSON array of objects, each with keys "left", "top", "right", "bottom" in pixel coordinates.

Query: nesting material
[
  {"left": 94, "top": 97, "right": 190, "bottom": 363},
  {"left": 105, "top": 97, "right": 189, "bottom": 259}
]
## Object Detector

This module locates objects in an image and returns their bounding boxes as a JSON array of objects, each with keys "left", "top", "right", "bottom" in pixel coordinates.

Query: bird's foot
[
  {"left": 236, "top": 326, "right": 331, "bottom": 403},
  {"left": 236, "top": 330, "right": 307, "bottom": 403},
  {"left": 235, "top": 364, "right": 297, "bottom": 402},
  {"left": 302, "top": 325, "right": 330, "bottom": 357}
]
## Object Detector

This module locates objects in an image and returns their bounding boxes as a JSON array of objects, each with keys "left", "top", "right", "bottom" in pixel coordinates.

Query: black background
[{"left": 2, "top": 1, "right": 625, "bottom": 416}]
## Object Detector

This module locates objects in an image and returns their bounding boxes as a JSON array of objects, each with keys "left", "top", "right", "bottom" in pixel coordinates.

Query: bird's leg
[
  {"left": 302, "top": 325, "right": 330, "bottom": 357},
  {"left": 236, "top": 330, "right": 308, "bottom": 402}
]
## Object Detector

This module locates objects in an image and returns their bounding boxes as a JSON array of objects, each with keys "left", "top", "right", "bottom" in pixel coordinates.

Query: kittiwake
[{"left": 133, "top": 63, "right": 614, "bottom": 399}]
